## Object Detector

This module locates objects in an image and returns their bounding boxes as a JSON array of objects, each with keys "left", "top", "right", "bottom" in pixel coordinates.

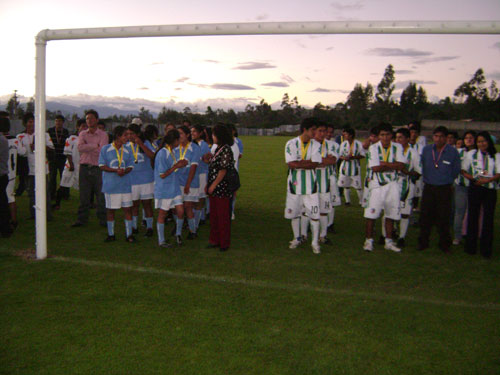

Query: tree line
[{"left": 5, "top": 66, "right": 500, "bottom": 129}]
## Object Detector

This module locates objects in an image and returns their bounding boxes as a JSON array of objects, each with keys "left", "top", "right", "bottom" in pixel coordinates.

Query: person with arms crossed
[
  {"left": 418, "top": 126, "right": 460, "bottom": 253},
  {"left": 99, "top": 126, "right": 136, "bottom": 243},
  {"left": 461, "top": 131, "right": 500, "bottom": 258},
  {"left": 72, "top": 110, "right": 108, "bottom": 227},
  {"left": 285, "top": 117, "right": 322, "bottom": 254},
  {"left": 338, "top": 127, "right": 365, "bottom": 206},
  {"left": 47, "top": 114, "right": 69, "bottom": 201},
  {"left": 363, "top": 123, "right": 406, "bottom": 253},
  {"left": 325, "top": 123, "right": 341, "bottom": 233}
]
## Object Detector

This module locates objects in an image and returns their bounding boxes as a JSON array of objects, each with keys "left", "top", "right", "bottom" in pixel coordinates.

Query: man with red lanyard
[
  {"left": 418, "top": 126, "right": 460, "bottom": 253},
  {"left": 72, "top": 109, "right": 109, "bottom": 227}
]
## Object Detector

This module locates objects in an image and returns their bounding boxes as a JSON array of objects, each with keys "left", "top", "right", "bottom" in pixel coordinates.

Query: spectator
[{"left": 48, "top": 114, "right": 69, "bottom": 200}]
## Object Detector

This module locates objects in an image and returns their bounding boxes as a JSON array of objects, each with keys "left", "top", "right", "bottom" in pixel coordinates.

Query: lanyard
[
  {"left": 179, "top": 142, "right": 190, "bottom": 160},
  {"left": 381, "top": 145, "right": 391, "bottom": 162},
  {"left": 129, "top": 142, "right": 139, "bottom": 163},
  {"left": 112, "top": 143, "right": 124, "bottom": 167},
  {"left": 300, "top": 139, "right": 310, "bottom": 160},
  {"left": 432, "top": 144, "right": 447, "bottom": 168},
  {"left": 166, "top": 146, "right": 177, "bottom": 164},
  {"left": 348, "top": 141, "right": 354, "bottom": 156}
]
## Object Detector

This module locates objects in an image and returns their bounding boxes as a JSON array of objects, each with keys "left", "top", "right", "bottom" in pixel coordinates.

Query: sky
[{"left": 1, "top": 0, "right": 499, "bottom": 112}]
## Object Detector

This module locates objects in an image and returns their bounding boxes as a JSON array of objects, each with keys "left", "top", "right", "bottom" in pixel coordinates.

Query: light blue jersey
[
  {"left": 127, "top": 140, "right": 155, "bottom": 185},
  {"left": 196, "top": 139, "right": 210, "bottom": 174},
  {"left": 154, "top": 147, "right": 182, "bottom": 199},
  {"left": 99, "top": 143, "right": 135, "bottom": 194},
  {"left": 174, "top": 142, "right": 201, "bottom": 188}
]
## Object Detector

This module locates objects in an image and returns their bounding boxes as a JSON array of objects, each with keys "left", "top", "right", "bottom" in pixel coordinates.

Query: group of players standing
[{"left": 285, "top": 117, "right": 440, "bottom": 254}]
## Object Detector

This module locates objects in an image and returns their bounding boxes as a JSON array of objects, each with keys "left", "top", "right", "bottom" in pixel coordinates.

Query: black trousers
[
  {"left": 465, "top": 185, "right": 497, "bottom": 258},
  {"left": 418, "top": 184, "right": 453, "bottom": 251},
  {"left": 77, "top": 165, "right": 106, "bottom": 225},
  {"left": 49, "top": 156, "right": 67, "bottom": 199},
  {"left": 0, "top": 174, "right": 11, "bottom": 235}
]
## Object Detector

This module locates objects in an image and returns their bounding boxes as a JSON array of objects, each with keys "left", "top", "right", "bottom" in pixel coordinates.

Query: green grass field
[{"left": 1, "top": 136, "right": 500, "bottom": 374}]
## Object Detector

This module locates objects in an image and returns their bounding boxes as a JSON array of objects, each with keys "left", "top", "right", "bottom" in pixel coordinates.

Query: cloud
[
  {"left": 280, "top": 74, "right": 295, "bottom": 84},
  {"left": 326, "top": 46, "right": 334, "bottom": 51},
  {"left": 210, "top": 83, "right": 255, "bottom": 90},
  {"left": 330, "top": 1, "right": 364, "bottom": 11},
  {"left": 395, "top": 80, "right": 438, "bottom": 89},
  {"left": 294, "top": 39, "right": 307, "bottom": 49},
  {"left": 175, "top": 77, "right": 190, "bottom": 83},
  {"left": 366, "top": 48, "right": 432, "bottom": 57},
  {"left": 203, "top": 59, "right": 220, "bottom": 64},
  {"left": 310, "top": 88, "right": 350, "bottom": 94},
  {"left": 255, "top": 14, "right": 268, "bottom": 21},
  {"left": 395, "top": 70, "right": 414, "bottom": 75},
  {"left": 449, "top": 68, "right": 456, "bottom": 71},
  {"left": 150, "top": 62, "right": 164, "bottom": 66},
  {"left": 413, "top": 56, "right": 459, "bottom": 64},
  {"left": 233, "top": 61, "right": 276, "bottom": 70},
  {"left": 489, "top": 71, "right": 500, "bottom": 80},
  {"left": 138, "top": 87, "right": 149, "bottom": 90},
  {"left": 261, "top": 82, "right": 290, "bottom": 88},
  {"left": 492, "top": 42, "right": 500, "bottom": 51}
]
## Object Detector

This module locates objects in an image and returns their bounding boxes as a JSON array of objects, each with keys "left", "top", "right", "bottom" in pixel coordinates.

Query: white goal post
[{"left": 33, "top": 20, "right": 500, "bottom": 259}]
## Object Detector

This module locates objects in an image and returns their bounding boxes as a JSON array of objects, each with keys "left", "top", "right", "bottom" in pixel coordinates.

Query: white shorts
[
  {"left": 361, "top": 187, "right": 370, "bottom": 208},
  {"left": 180, "top": 185, "right": 199, "bottom": 203},
  {"left": 60, "top": 168, "right": 79, "bottom": 189},
  {"left": 400, "top": 183, "right": 415, "bottom": 216},
  {"left": 6, "top": 179, "right": 15, "bottom": 204},
  {"left": 364, "top": 181, "right": 401, "bottom": 220},
  {"left": 338, "top": 174, "right": 362, "bottom": 189},
  {"left": 329, "top": 175, "right": 342, "bottom": 207},
  {"left": 198, "top": 173, "right": 207, "bottom": 199},
  {"left": 319, "top": 192, "right": 332, "bottom": 214},
  {"left": 155, "top": 195, "right": 183, "bottom": 211},
  {"left": 131, "top": 182, "right": 154, "bottom": 201},
  {"left": 284, "top": 192, "right": 320, "bottom": 220},
  {"left": 414, "top": 178, "right": 423, "bottom": 198},
  {"left": 105, "top": 193, "right": 133, "bottom": 209}
]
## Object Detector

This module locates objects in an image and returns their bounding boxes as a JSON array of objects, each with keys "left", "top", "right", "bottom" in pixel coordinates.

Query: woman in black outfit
[{"left": 206, "top": 125, "right": 234, "bottom": 251}]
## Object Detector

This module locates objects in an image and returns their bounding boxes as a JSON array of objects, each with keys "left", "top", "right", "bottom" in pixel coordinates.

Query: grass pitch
[{"left": 1, "top": 136, "right": 499, "bottom": 374}]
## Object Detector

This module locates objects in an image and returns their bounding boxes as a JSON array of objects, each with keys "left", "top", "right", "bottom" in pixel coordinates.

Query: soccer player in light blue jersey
[
  {"left": 191, "top": 125, "right": 211, "bottom": 229},
  {"left": 154, "top": 129, "right": 187, "bottom": 248},
  {"left": 127, "top": 124, "right": 156, "bottom": 237},
  {"left": 99, "top": 126, "right": 135, "bottom": 243}
]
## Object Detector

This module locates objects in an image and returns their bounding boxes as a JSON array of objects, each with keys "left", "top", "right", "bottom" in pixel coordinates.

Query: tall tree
[
  {"left": 6, "top": 91, "right": 20, "bottom": 117},
  {"left": 375, "top": 64, "right": 395, "bottom": 103}
]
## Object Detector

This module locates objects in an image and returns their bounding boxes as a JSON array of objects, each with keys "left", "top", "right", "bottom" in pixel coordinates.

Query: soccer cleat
[
  {"left": 144, "top": 228, "right": 154, "bottom": 237},
  {"left": 312, "top": 243, "right": 321, "bottom": 254},
  {"left": 176, "top": 235, "right": 183, "bottom": 246},
  {"left": 384, "top": 240, "right": 401, "bottom": 252},
  {"left": 159, "top": 241, "right": 171, "bottom": 248},
  {"left": 363, "top": 239, "right": 374, "bottom": 252},
  {"left": 319, "top": 236, "right": 332, "bottom": 245},
  {"left": 104, "top": 235, "right": 116, "bottom": 242},
  {"left": 327, "top": 224, "right": 336, "bottom": 234},
  {"left": 396, "top": 237, "right": 406, "bottom": 248},
  {"left": 187, "top": 232, "right": 197, "bottom": 240},
  {"left": 126, "top": 235, "right": 138, "bottom": 243},
  {"left": 289, "top": 239, "right": 301, "bottom": 249}
]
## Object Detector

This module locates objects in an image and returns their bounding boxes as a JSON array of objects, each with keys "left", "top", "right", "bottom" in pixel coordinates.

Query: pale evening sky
[{"left": 0, "top": 0, "right": 499, "bottom": 112}]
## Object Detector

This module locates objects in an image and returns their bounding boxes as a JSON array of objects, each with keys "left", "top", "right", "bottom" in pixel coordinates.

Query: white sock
[
  {"left": 291, "top": 217, "right": 300, "bottom": 240},
  {"left": 344, "top": 189, "right": 351, "bottom": 203},
  {"left": 327, "top": 211, "right": 333, "bottom": 226},
  {"left": 300, "top": 215, "right": 309, "bottom": 239},
  {"left": 132, "top": 216, "right": 138, "bottom": 229},
  {"left": 320, "top": 215, "right": 328, "bottom": 238},
  {"left": 310, "top": 220, "right": 320, "bottom": 245},
  {"left": 400, "top": 218, "right": 409, "bottom": 239}
]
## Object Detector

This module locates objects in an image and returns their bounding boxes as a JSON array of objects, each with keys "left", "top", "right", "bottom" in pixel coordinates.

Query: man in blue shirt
[{"left": 418, "top": 126, "right": 461, "bottom": 253}]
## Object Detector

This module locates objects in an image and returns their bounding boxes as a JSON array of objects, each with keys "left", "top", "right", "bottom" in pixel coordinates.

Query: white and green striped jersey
[
  {"left": 285, "top": 136, "right": 322, "bottom": 195},
  {"left": 398, "top": 146, "right": 422, "bottom": 199},
  {"left": 367, "top": 141, "right": 406, "bottom": 188},
  {"left": 326, "top": 139, "right": 340, "bottom": 177},
  {"left": 410, "top": 142, "right": 424, "bottom": 155},
  {"left": 315, "top": 139, "right": 338, "bottom": 193},
  {"left": 338, "top": 139, "right": 365, "bottom": 177},
  {"left": 454, "top": 148, "right": 469, "bottom": 187},
  {"left": 462, "top": 150, "right": 500, "bottom": 190}
]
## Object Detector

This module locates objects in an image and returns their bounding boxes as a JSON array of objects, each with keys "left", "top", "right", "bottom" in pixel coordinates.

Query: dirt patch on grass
[{"left": 14, "top": 248, "right": 39, "bottom": 261}]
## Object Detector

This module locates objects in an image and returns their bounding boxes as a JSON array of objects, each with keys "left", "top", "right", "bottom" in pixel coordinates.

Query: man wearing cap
[
  {"left": 131, "top": 118, "right": 143, "bottom": 127},
  {"left": 418, "top": 126, "right": 460, "bottom": 253}
]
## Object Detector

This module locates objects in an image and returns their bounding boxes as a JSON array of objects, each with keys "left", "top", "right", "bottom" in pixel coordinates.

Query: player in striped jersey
[
  {"left": 325, "top": 124, "right": 341, "bottom": 233},
  {"left": 363, "top": 123, "right": 406, "bottom": 252},
  {"left": 395, "top": 128, "right": 421, "bottom": 247},
  {"left": 285, "top": 118, "right": 322, "bottom": 254},
  {"left": 338, "top": 127, "right": 365, "bottom": 205},
  {"left": 360, "top": 126, "right": 380, "bottom": 209},
  {"left": 1, "top": 117, "right": 19, "bottom": 230},
  {"left": 409, "top": 123, "right": 425, "bottom": 209}
]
